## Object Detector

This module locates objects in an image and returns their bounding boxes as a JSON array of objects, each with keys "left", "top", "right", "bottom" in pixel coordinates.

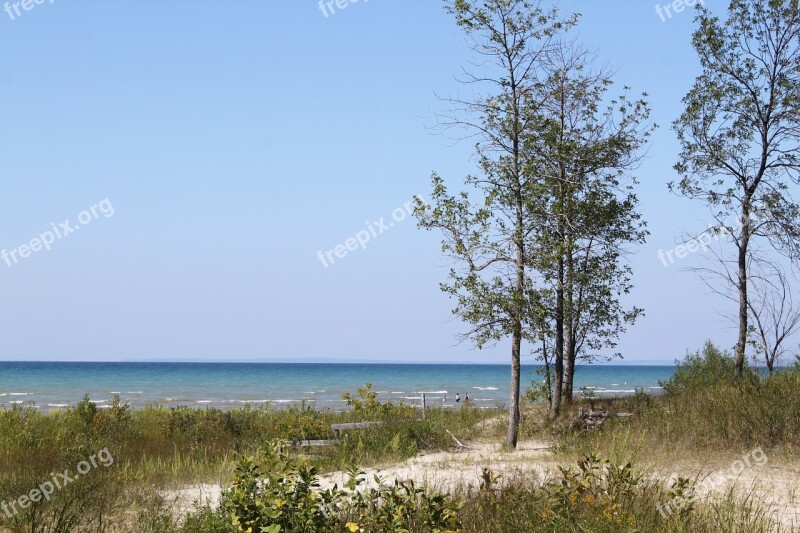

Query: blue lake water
[{"left": 0, "top": 362, "right": 675, "bottom": 412}]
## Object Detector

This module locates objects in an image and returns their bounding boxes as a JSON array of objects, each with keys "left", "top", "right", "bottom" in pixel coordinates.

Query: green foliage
[
  {"left": 341, "top": 383, "right": 414, "bottom": 419},
  {"left": 541, "top": 454, "right": 640, "bottom": 528},
  {"left": 217, "top": 442, "right": 462, "bottom": 533},
  {"left": 523, "top": 366, "right": 552, "bottom": 404},
  {"left": 1, "top": 467, "right": 123, "bottom": 533},
  {"left": 74, "top": 393, "right": 98, "bottom": 428},
  {"left": 661, "top": 341, "right": 754, "bottom": 395},
  {"left": 182, "top": 505, "right": 235, "bottom": 533},
  {"left": 619, "top": 389, "right": 652, "bottom": 415},
  {"left": 223, "top": 442, "right": 330, "bottom": 532}
]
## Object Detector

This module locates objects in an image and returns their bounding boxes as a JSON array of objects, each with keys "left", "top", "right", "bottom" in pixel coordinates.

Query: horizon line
[{"left": 0, "top": 359, "right": 679, "bottom": 366}]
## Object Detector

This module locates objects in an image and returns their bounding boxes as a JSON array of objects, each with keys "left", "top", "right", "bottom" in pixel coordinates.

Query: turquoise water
[{"left": 0, "top": 362, "right": 674, "bottom": 412}]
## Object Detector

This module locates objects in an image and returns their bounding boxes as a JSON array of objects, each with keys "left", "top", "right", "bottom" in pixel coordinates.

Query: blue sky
[{"left": 0, "top": 0, "right": 754, "bottom": 364}]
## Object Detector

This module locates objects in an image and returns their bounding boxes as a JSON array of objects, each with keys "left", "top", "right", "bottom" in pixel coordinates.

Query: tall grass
[
  {"left": 557, "top": 342, "right": 800, "bottom": 463},
  {"left": 0, "top": 387, "right": 496, "bottom": 531}
]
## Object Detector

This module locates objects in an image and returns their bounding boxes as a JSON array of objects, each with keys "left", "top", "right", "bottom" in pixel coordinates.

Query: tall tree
[
  {"left": 525, "top": 44, "right": 652, "bottom": 412},
  {"left": 672, "top": 0, "right": 800, "bottom": 377},
  {"left": 415, "top": 0, "right": 574, "bottom": 447}
]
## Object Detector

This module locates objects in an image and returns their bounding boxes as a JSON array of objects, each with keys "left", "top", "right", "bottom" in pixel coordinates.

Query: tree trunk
[
  {"left": 563, "top": 247, "right": 575, "bottom": 404},
  {"left": 506, "top": 323, "right": 522, "bottom": 448},
  {"left": 507, "top": 189, "right": 525, "bottom": 448},
  {"left": 542, "top": 333, "right": 552, "bottom": 405},
  {"left": 564, "top": 336, "right": 576, "bottom": 402},
  {"left": 735, "top": 207, "right": 750, "bottom": 378},
  {"left": 551, "top": 257, "right": 565, "bottom": 418},
  {"left": 563, "top": 335, "right": 574, "bottom": 403}
]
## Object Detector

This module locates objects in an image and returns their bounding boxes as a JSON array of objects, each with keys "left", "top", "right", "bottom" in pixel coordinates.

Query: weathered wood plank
[
  {"left": 330, "top": 421, "right": 384, "bottom": 439},
  {"left": 288, "top": 439, "right": 338, "bottom": 447},
  {"left": 330, "top": 422, "right": 385, "bottom": 431}
]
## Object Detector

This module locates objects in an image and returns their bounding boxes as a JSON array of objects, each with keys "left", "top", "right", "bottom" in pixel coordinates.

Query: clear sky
[{"left": 0, "top": 0, "right": 758, "bottom": 364}]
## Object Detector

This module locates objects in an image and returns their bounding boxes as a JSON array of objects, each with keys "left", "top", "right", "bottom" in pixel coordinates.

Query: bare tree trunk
[
  {"left": 506, "top": 322, "right": 522, "bottom": 448},
  {"left": 507, "top": 190, "right": 525, "bottom": 448},
  {"left": 563, "top": 248, "right": 575, "bottom": 404},
  {"left": 563, "top": 336, "right": 574, "bottom": 403},
  {"left": 542, "top": 333, "right": 552, "bottom": 405},
  {"left": 551, "top": 256, "right": 564, "bottom": 418},
  {"left": 735, "top": 206, "right": 751, "bottom": 378}
]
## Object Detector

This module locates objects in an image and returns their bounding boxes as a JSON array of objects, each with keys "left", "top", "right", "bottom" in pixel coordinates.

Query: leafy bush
[
  {"left": 217, "top": 442, "right": 462, "bottom": 533},
  {"left": 661, "top": 341, "right": 753, "bottom": 395}
]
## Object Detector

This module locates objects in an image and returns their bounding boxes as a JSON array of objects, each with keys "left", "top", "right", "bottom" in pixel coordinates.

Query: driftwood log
[
  {"left": 576, "top": 407, "right": 608, "bottom": 431},
  {"left": 575, "top": 408, "right": 635, "bottom": 431}
]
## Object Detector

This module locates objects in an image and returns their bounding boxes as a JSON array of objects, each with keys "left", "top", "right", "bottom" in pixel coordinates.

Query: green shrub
[
  {"left": 661, "top": 341, "right": 757, "bottom": 395},
  {"left": 216, "top": 442, "right": 462, "bottom": 533}
]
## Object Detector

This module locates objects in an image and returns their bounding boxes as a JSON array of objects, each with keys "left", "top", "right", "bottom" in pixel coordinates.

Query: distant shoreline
[{"left": 0, "top": 360, "right": 679, "bottom": 366}]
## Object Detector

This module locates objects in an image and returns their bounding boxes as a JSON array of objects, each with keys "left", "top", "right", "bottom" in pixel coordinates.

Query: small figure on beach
[
  {"left": 455, "top": 392, "right": 461, "bottom": 403},
  {"left": 442, "top": 394, "right": 447, "bottom": 403},
  {"left": 464, "top": 393, "right": 470, "bottom": 403}
]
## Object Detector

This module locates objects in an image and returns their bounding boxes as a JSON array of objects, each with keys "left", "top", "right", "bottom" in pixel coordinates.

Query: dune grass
[
  {"left": 554, "top": 342, "right": 800, "bottom": 467},
  {"left": 0, "top": 385, "right": 495, "bottom": 532}
]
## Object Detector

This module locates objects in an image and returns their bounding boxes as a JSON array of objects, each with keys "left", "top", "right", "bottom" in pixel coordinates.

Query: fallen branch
[{"left": 446, "top": 429, "right": 467, "bottom": 449}]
